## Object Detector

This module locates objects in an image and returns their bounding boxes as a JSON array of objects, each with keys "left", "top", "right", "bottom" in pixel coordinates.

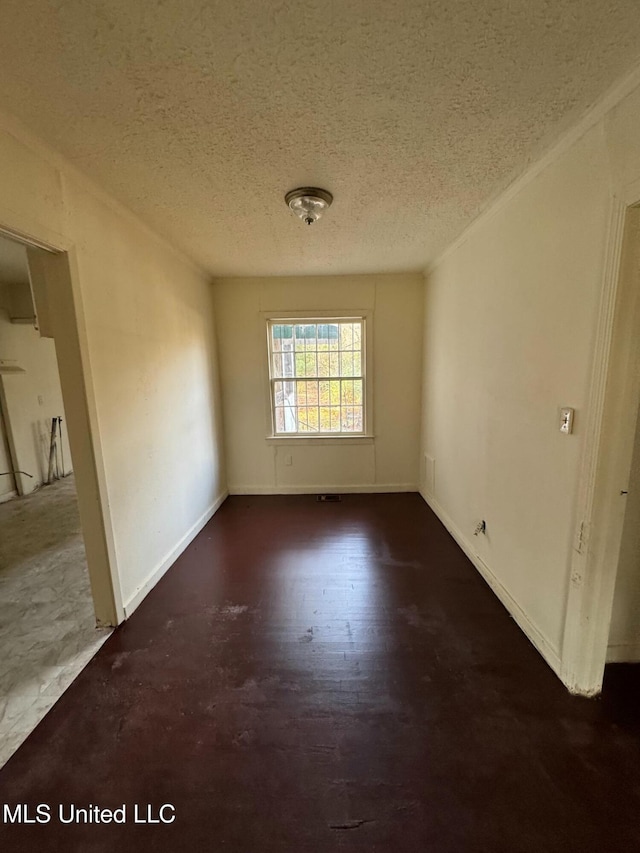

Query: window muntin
[{"left": 268, "top": 319, "right": 365, "bottom": 435}]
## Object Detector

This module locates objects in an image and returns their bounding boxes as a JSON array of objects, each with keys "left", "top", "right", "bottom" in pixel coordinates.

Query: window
[{"left": 267, "top": 318, "right": 366, "bottom": 435}]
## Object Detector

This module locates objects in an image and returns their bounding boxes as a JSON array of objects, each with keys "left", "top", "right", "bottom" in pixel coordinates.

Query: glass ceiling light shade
[{"left": 285, "top": 187, "right": 333, "bottom": 225}]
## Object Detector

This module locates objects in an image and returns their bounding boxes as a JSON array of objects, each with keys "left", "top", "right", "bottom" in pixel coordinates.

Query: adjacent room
[
  {"left": 0, "top": 1, "right": 640, "bottom": 850},
  {"left": 0, "top": 235, "right": 110, "bottom": 766}
]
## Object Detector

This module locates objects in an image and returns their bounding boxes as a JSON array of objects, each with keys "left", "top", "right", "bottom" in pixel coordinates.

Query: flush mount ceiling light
[{"left": 285, "top": 187, "right": 333, "bottom": 225}]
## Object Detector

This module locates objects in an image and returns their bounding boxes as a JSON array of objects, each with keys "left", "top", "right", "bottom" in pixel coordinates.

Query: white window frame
[{"left": 263, "top": 311, "right": 373, "bottom": 442}]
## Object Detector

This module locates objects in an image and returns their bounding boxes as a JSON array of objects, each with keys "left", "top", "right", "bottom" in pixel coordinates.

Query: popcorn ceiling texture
[{"left": 0, "top": 0, "right": 640, "bottom": 276}]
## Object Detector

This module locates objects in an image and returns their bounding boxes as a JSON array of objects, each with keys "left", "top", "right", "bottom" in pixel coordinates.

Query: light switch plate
[{"left": 560, "top": 407, "right": 574, "bottom": 434}]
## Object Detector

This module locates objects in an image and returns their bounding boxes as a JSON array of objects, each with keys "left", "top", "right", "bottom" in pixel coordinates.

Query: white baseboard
[
  {"left": 420, "top": 489, "right": 562, "bottom": 679},
  {"left": 606, "top": 642, "right": 640, "bottom": 663},
  {"left": 0, "top": 489, "right": 17, "bottom": 504},
  {"left": 228, "top": 483, "right": 418, "bottom": 495},
  {"left": 123, "top": 489, "right": 228, "bottom": 617}
]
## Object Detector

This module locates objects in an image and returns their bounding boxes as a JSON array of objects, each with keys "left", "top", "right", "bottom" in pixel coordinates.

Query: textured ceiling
[{"left": 0, "top": 1, "right": 640, "bottom": 277}]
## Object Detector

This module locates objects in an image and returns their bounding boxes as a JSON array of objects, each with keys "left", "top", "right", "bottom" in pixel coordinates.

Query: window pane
[
  {"left": 305, "top": 406, "right": 319, "bottom": 432},
  {"left": 276, "top": 406, "right": 298, "bottom": 433},
  {"left": 306, "top": 330, "right": 316, "bottom": 351},
  {"left": 319, "top": 406, "right": 331, "bottom": 432},
  {"left": 297, "top": 407, "right": 310, "bottom": 432},
  {"left": 343, "top": 405, "right": 363, "bottom": 432},
  {"left": 281, "top": 348, "right": 295, "bottom": 378},
  {"left": 294, "top": 324, "right": 315, "bottom": 344},
  {"left": 269, "top": 318, "right": 365, "bottom": 436},
  {"left": 340, "top": 323, "right": 354, "bottom": 351},
  {"left": 271, "top": 324, "right": 292, "bottom": 346},
  {"left": 340, "top": 351, "right": 354, "bottom": 377},
  {"left": 316, "top": 323, "right": 333, "bottom": 343},
  {"left": 307, "top": 381, "right": 319, "bottom": 407},
  {"left": 294, "top": 327, "right": 306, "bottom": 351},
  {"left": 353, "top": 323, "right": 362, "bottom": 351}
]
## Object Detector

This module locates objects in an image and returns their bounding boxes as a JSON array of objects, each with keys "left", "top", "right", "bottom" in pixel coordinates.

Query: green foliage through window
[{"left": 268, "top": 319, "right": 365, "bottom": 434}]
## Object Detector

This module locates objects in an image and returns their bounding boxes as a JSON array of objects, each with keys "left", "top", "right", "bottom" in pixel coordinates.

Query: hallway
[{"left": 1, "top": 493, "right": 639, "bottom": 851}]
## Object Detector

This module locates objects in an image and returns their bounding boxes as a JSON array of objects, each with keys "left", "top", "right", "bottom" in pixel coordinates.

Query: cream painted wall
[
  {"left": 0, "top": 110, "right": 226, "bottom": 617},
  {"left": 213, "top": 274, "right": 423, "bottom": 494},
  {"left": 420, "top": 77, "right": 640, "bottom": 677},
  {"left": 0, "top": 292, "right": 73, "bottom": 491},
  {"left": 607, "top": 396, "right": 640, "bottom": 661}
]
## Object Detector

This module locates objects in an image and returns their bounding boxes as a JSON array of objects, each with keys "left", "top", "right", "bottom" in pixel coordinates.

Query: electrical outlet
[{"left": 284, "top": 454, "right": 292, "bottom": 466}]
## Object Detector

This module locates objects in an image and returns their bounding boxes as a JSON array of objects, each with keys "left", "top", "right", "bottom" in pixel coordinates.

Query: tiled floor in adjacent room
[
  {"left": 0, "top": 476, "right": 111, "bottom": 766},
  {"left": 0, "top": 493, "right": 639, "bottom": 852}
]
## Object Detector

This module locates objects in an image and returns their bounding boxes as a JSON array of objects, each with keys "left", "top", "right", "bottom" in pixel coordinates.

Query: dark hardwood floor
[{"left": 1, "top": 493, "right": 639, "bottom": 852}]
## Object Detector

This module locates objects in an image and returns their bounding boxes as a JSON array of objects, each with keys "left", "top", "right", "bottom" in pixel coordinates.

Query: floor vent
[{"left": 317, "top": 494, "right": 342, "bottom": 503}]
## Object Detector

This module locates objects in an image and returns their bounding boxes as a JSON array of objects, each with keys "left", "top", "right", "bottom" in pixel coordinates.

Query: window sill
[{"left": 266, "top": 435, "right": 375, "bottom": 446}]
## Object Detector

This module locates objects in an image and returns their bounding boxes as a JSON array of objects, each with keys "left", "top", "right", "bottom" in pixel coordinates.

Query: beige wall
[
  {"left": 213, "top": 274, "right": 423, "bottom": 493},
  {"left": 420, "top": 79, "right": 640, "bottom": 674},
  {"left": 0, "top": 110, "right": 226, "bottom": 618},
  {"left": 0, "top": 290, "right": 73, "bottom": 491}
]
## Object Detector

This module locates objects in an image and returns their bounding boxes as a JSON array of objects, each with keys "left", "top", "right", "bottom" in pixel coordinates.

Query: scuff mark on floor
[
  {"left": 299, "top": 627, "right": 314, "bottom": 643},
  {"left": 329, "top": 819, "right": 376, "bottom": 830}
]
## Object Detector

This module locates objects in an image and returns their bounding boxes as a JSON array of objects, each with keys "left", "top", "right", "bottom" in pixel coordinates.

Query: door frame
[
  {"left": 0, "top": 390, "right": 17, "bottom": 501},
  {"left": 0, "top": 219, "right": 123, "bottom": 627},
  {"left": 561, "top": 180, "right": 640, "bottom": 695}
]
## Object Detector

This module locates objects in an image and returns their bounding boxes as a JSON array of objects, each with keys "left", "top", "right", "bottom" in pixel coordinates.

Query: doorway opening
[{"left": 0, "top": 228, "right": 121, "bottom": 766}]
